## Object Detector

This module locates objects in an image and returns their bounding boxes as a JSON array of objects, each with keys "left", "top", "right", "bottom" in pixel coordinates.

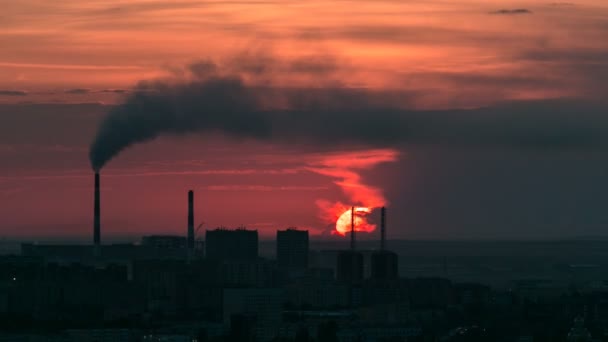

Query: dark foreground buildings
[
  {"left": 276, "top": 228, "right": 309, "bottom": 271},
  {"left": 336, "top": 250, "right": 364, "bottom": 284},
  {"left": 370, "top": 250, "right": 399, "bottom": 280},
  {"left": 205, "top": 228, "right": 258, "bottom": 261},
  {"left": 5, "top": 215, "right": 608, "bottom": 341}
]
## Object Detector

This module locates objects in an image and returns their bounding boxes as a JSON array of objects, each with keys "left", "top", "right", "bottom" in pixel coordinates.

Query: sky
[{"left": 1, "top": 0, "right": 608, "bottom": 241}]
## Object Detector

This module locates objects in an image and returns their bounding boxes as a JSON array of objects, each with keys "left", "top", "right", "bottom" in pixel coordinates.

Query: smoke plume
[{"left": 90, "top": 59, "right": 608, "bottom": 170}]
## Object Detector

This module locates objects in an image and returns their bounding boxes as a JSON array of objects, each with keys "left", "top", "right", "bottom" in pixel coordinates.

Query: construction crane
[{"left": 195, "top": 221, "right": 205, "bottom": 239}]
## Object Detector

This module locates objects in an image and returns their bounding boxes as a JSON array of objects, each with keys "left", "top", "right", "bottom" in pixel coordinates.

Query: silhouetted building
[
  {"left": 567, "top": 317, "right": 592, "bottom": 341},
  {"left": 187, "top": 190, "right": 195, "bottom": 251},
  {"left": 132, "top": 259, "right": 222, "bottom": 316},
  {"left": 229, "top": 313, "right": 257, "bottom": 342},
  {"left": 223, "top": 288, "right": 283, "bottom": 341},
  {"left": 21, "top": 243, "right": 193, "bottom": 263},
  {"left": 336, "top": 251, "right": 364, "bottom": 283},
  {"left": 370, "top": 250, "right": 398, "bottom": 280},
  {"left": 220, "top": 259, "right": 277, "bottom": 287},
  {"left": 67, "top": 329, "right": 133, "bottom": 342},
  {"left": 286, "top": 282, "right": 350, "bottom": 309},
  {"left": 276, "top": 229, "right": 309, "bottom": 271},
  {"left": 370, "top": 207, "right": 398, "bottom": 280},
  {"left": 142, "top": 235, "right": 187, "bottom": 249},
  {"left": 205, "top": 228, "right": 258, "bottom": 261}
]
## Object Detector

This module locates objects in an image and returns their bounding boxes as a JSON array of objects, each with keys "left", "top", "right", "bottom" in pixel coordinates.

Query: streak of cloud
[
  {"left": 490, "top": 9, "right": 532, "bottom": 15},
  {"left": 306, "top": 149, "right": 400, "bottom": 234},
  {"left": 0, "top": 62, "right": 144, "bottom": 70},
  {"left": 0, "top": 167, "right": 300, "bottom": 181},
  {"left": 0, "top": 90, "right": 27, "bottom": 96},
  {"left": 205, "top": 185, "right": 327, "bottom": 191},
  {"left": 65, "top": 88, "right": 91, "bottom": 94},
  {"left": 100, "top": 89, "right": 128, "bottom": 94}
]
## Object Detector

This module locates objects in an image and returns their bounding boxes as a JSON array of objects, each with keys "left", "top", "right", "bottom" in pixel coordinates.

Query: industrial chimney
[
  {"left": 350, "top": 206, "right": 355, "bottom": 251},
  {"left": 380, "top": 207, "right": 386, "bottom": 251},
  {"left": 187, "top": 190, "right": 194, "bottom": 250},
  {"left": 94, "top": 172, "right": 101, "bottom": 247}
]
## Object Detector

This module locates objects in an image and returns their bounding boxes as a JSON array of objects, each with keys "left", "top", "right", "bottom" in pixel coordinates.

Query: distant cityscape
[{"left": 1, "top": 188, "right": 608, "bottom": 341}]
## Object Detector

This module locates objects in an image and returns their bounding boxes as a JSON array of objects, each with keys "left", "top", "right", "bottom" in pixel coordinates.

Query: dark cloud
[
  {"left": 89, "top": 1, "right": 209, "bottom": 16},
  {"left": 184, "top": 55, "right": 341, "bottom": 79},
  {"left": 0, "top": 90, "right": 27, "bottom": 96},
  {"left": 88, "top": 0, "right": 277, "bottom": 17},
  {"left": 89, "top": 61, "right": 608, "bottom": 171},
  {"left": 188, "top": 60, "right": 218, "bottom": 78},
  {"left": 100, "top": 89, "right": 128, "bottom": 94},
  {"left": 408, "top": 71, "right": 562, "bottom": 92},
  {"left": 518, "top": 47, "right": 608, "bottom": 97},
  {"left": 490, "top": 9, "right": 532, "bottom": 15},
  {"left": 0, "top": 103, "right": 106, "bottom": 146},
  {"left": 549, "top": 2, "right": 575, "bottom": 7},
  {"left": 289, "top": 56, "right": 339, "bottom": 74},
  {"left": 525, "top": 46, "right": 608, "bottom": 64},
  {"left": 375, "top": 146, "right": 608, "bottom": 239},
  {"left": 227, "top": 52, "right": 276, "bottom": 75},
  {"left": 298, "top": 25, "right": 536, "bottom": 47},
  {"left": 65, "top": 88, "right": 91, "bottom": 94}
]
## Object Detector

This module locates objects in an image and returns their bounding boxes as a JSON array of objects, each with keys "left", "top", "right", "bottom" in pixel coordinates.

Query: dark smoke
[{"left": 89, "top": 61, "right": 608, "bottom": 170}]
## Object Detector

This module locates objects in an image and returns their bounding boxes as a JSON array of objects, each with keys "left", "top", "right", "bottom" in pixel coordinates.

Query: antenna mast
[
  {"left": 381, "top": 207, "right": 386, "bottom": 251},
  {"left": 350, "top": 206, "right": 355, "bottom": 251}
]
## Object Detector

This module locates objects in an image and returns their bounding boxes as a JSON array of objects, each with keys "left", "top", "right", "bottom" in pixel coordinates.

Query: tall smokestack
[
  {"left": 188, "top": 190, "right": 194, "bottom": 250},
  {"left": 350, "top": 206, "right": 355, "bottom": 251},
  {"left": 380, "top": 207, "right": 386, "bottom": 251},
  {"left": 94, "top": 172, "right": 100, "bottom": 247}
]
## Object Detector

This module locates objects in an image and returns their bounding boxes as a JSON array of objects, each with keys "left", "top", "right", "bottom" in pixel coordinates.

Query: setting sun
[{"left": 335, "top": 207, "right": 376, "bottom": 236}]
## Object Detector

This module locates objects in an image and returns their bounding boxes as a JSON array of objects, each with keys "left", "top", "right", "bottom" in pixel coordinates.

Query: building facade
[
  {"left": 276, "top": 229, "right": 309, "bottom": 271},
  {"left": 205, "top": 228, "right": 258, "bottom": 261}
]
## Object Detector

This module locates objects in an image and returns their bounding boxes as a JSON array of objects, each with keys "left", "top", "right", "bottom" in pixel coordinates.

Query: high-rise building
[
  {"left": 276, "top": 228, "right": 309, "bottom": 270},
  {"left": 205, "top": 228, "right": 258, "bottom": 261}
]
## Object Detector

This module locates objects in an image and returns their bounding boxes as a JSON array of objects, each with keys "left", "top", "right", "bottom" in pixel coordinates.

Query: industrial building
[
  {"left": 336, "top": 207, "right": 364, "bottom": 284},
  {"left": 370, "top": 207, "right": 399, "bottom": 280},
  {"left": 370, "top": 251, "right": 399, "bottom": 280},
  {"left": 276, "top": 228, "right": 309, "bottom": 271},
  {"left": 205, "top": 228, "right": 258, "bottom": 261}
]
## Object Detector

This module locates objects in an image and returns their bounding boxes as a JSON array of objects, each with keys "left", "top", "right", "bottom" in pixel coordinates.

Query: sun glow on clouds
[
  {"left": 307, "top": 148, "right": 399, "bottom": 235},
  {"left": 3, "top": 0, "right": 608, "bottom": 106},
  {"left": 335, "top": 207, "right": 374, "bottom": 236}
]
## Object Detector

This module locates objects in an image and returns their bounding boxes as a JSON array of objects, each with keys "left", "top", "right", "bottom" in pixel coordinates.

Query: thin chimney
[
  {"left": 188, "top": 190, "right": 194, "bottom": 250},
  {"left": 350, "top": 206, "right": 355, "bottom": 251},
  {"left": 94, "top": 172, "right": 100, "bottom": 247},
  {"left": 380, "top": 207, "right": 386, "bottom": 251}
]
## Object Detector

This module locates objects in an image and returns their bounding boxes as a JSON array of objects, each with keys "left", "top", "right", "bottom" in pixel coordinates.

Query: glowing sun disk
[{"left": 335, "top": 207, "right": 376, "bottom": 235}]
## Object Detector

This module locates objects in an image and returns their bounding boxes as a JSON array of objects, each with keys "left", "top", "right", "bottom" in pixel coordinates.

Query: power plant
[
  {"left": 371, "top": 207, "right": 399, "bottom": 280},
  {"left": 88, "top": 172, "right": 399, "bottom": 286},
  {"left": 94, "top": 172, "right": 101, "bottom": 248},
  {"left": 187, "top": 190, "right": 194, "bottom": 252},
  {"left": 85, "top": 178, "right": 203, "bottom": 259},
  {"left": 337, "top": 207, "right": 365, "bottom": 284}
]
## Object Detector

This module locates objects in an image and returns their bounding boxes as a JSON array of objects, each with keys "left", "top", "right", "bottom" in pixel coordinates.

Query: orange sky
[{"left": 2, "top": 0, "right": 608, "bottom": 107}]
